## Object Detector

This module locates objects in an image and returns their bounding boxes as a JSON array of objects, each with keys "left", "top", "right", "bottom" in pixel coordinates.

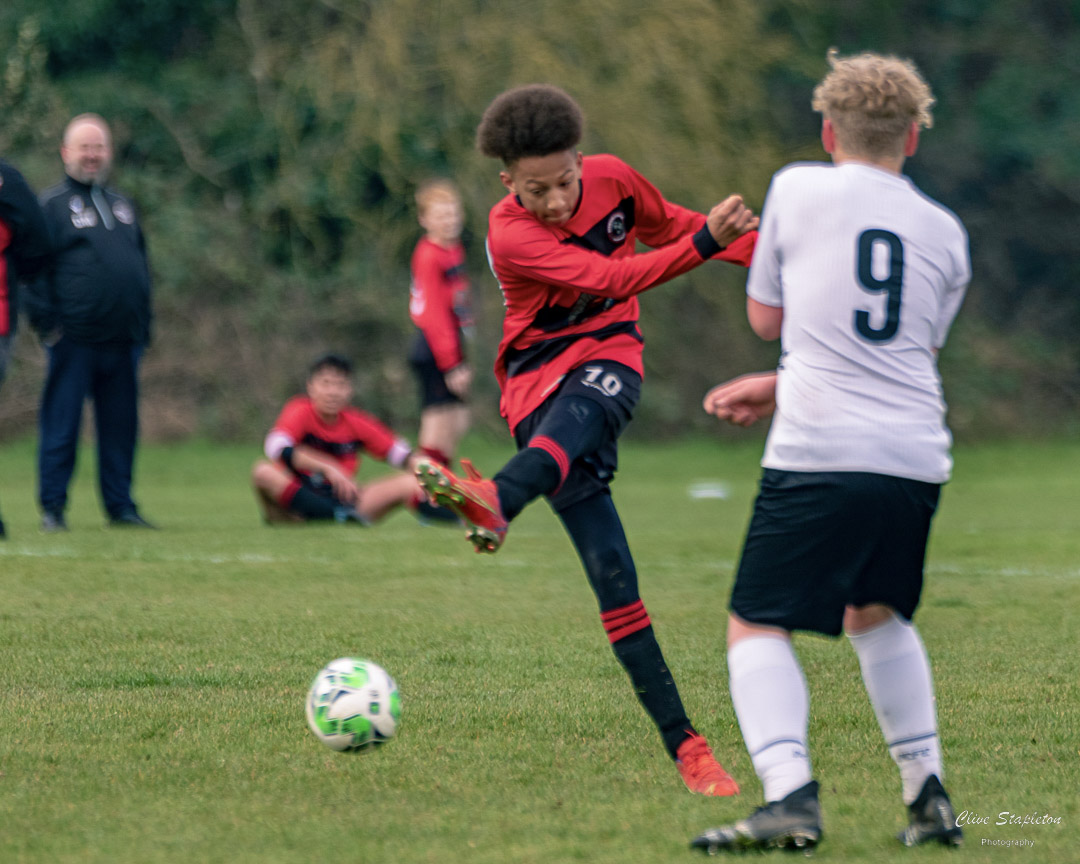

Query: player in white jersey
[{"left": 691, "top": 50, "right": 969, "bottom": 854}]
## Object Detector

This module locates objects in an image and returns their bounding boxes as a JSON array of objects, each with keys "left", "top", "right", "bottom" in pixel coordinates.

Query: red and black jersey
[
  {"left": 485, "top": 153, "right": 756, "bottom": 432},
  {"left": 0, "top": 159, "right": 51, "bottom": 337},
  {"left": 267, "top": 396, "right": 411, "bottom": 478},
  {"left": 409, "top": 236, "right": 473, "bottom": 372}
]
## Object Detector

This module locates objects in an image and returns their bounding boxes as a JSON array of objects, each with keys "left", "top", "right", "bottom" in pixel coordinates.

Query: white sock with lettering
[
  {"left": 728, "top": 636, "right": 813, "bottom": 803},
  {"left": 848, "top": 614, "right": 942, "bottom": 804}
]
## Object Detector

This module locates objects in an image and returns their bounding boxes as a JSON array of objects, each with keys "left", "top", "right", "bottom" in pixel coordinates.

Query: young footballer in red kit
[
  {"left": 252, "top": 353, "right": 454, "bottom": 526},
  {"left": 416, "top": 84, "right": 758, "bottom": 795},
  {"left": 408, "top": 179, "right": 473, "bottom": 466}
]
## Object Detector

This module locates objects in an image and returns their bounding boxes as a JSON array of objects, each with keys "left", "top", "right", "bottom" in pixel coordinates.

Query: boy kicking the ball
[
  {"left": 253, "top": 353, "right": 453, "bottom": 527},
  {"left": 691, "top": 49, "right": 969, "bottom": 853},
  {"left": 416, "top": 84, "right": 758, "bottom": 795}
]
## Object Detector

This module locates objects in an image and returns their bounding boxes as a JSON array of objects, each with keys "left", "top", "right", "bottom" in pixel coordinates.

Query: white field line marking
[
  {"left": 3, "top": 548, "right": 1076, "bottom": 579},
  {"left": 645, "top": 557, "right": 1080, "bottom": 580},
  {"left": 0, "top": 547, "right": 331, "bottom": 566}
]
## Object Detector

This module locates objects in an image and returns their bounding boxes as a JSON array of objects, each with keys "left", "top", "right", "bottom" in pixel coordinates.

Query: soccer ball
[{"left": 305, "top": 657, "right": 401, "bottom": 751}]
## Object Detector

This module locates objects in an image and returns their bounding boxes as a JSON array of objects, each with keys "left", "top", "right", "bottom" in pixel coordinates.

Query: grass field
[{"left": 1, "top": 436, "right": 1077, "bottom": 863}]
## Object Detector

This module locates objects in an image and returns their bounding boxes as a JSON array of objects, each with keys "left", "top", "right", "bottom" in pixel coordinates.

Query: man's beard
[{"left": 74, "top": 164, "right": 110, "bottom": 185}]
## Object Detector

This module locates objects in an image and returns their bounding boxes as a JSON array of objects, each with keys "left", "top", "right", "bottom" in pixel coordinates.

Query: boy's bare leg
[
  {"left": 355, "top": 472, "right": 424, "bottom": 523},
  {"left": 251, "top": 460, "right": 304, "bottom": 523},
  {"left": 419, "top": 403, "right": 470, "bottom": 462}
]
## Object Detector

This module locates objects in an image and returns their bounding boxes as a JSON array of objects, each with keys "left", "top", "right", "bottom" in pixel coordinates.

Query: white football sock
[
  {"left": 728, "top": 636, "right": 813, "bottom": 803},
  {"left": 848, "top": 613, "right": 943, "bottom": 804}
]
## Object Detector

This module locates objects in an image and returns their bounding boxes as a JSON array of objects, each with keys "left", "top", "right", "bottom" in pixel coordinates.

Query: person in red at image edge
[
  {"left": 415, "top": 84, "right": 758, "bottom": 795},
  {"left": 252, "top": 353, "right": 455, "bottom": 526},
  {"left": 0, "top": 156, "right": 52, "bottom": 539},
  {"left": 408, "top": 179, "right": 473, "bottom": 467}
]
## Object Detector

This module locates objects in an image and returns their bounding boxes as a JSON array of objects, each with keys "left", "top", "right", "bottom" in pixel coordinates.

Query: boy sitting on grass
[{"left": 252, "top": 352, "right": 454, "bottom": 526}]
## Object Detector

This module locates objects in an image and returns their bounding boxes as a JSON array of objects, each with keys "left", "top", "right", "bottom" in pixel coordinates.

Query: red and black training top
[
  {"left": 409, "top": 236, "right": 473, "bottom": 373},
  {"left": 268, "top": 396, "right": 411, "bottom": 478},
  {"left": 485, "top": 153, "right": 756, "bottom": 433},
  {"left": 0, "top": 159, "right": 51, "bottom": 338}
]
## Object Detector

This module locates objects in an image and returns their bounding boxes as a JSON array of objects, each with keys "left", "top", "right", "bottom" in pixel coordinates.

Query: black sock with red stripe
[
  {"left": 495, "top": 395, "right": 607, "bottom": 521},
  {"left": 493, "top": 448, "right": 560, "bottom": 521},
  {"left": 603, "top": 607, "right": 694, "bottom": 758},
  {"left": 558, "top": 490, "right": 694, "bottom": 759}
]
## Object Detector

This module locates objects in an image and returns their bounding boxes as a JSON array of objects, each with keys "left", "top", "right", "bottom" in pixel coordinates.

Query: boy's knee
[
  {"left": 251, "top": 459, "right": 278, "bottom": 488},
  {"left": 843, "top": 603, "right": 897, "bottom": 634}
]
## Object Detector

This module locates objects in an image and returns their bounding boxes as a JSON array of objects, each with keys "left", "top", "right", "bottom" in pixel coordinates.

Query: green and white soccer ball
[{"left": 305, "top": 657, "right": 401, "bottom": 751}]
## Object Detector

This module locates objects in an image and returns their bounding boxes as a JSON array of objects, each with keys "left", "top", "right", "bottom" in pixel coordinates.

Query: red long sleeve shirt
[
  {"left": 409, "top": 236, "right": 472, "bottom": 372},
  {"left": 485, "top": 153, "right": 756, "bottom": 432},
  {"left": 267, "top": 397, "right": 410, "bottom": 478}
]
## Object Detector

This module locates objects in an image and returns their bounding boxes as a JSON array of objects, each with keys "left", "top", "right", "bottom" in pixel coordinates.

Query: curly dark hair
[{"left": 476, "top": 84, "right": 584, "bottom": 165}]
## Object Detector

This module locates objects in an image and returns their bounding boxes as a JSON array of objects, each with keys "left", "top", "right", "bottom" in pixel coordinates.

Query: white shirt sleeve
[
  {"left": 264, "top": 430, "right": 295, "bottom": 461},
  {"left": 386, "top": 438, "right": 412, "bottom": 469},
  {"left": 932, "top": 224, "right": 971, "bottom": 349}
]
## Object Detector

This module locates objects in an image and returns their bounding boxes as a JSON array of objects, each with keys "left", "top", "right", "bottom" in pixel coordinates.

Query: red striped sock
[
  {"left": 529, "top": 436, "right": 570, "bottom": 495},
  {"left": 601, "top": 599, "right": 652, "bottom": 643},
  {"left": 421, "top": 446, "right": 450, "bottom": 466},
  {"left": 278, "top": 479, "right": 302, "bottom": 508}
]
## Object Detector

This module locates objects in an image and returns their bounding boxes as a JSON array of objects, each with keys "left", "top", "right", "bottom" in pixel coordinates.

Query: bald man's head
[{"left": 62, "top": 114, "right": 113, "bottom": 185}]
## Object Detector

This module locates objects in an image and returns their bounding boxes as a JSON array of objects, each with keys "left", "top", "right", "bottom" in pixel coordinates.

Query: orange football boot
[
  {"left": 415, "top": 458, "right": 508, "bottom": 553},
  {"left": 676, "top": 731, "right": 740, "bottom": 797}
]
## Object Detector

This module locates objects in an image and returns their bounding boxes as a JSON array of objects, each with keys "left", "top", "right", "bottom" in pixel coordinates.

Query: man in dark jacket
[
  {"left": 24, "top": 113, "right": 155, "bottom": 531},
  {"left": 0, "top": 157, "right": 52, "bottom": 537}
]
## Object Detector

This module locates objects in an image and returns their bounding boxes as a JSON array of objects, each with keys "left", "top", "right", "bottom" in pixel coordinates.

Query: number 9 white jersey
[{"left": 748, "top": 161, "right": 970, "bottom": 484}]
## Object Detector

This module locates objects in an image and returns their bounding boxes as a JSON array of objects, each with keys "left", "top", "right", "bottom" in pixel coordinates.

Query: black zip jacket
[
  {"left": 25, "top": 176, "right": 152, "bottom": 345},
  {"left": 0, "top": 158, "right": 52, "bottom": 337}
]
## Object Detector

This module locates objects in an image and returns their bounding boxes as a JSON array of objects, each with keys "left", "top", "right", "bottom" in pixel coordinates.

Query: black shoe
[
  {"left": 109, "top": 510, "right": 158, "bottom": 529},
  {"left": 691, "top": 780, "right": 822, "bottom": 853},
  {"left": 0, "top": 518, "right": 6, "bottom": 539},
  {"left": 897, "top": 775, "right": 962, "bottom": 847},
  {"left": 41, "top": 510, "right": 69, "bottom": 533}
]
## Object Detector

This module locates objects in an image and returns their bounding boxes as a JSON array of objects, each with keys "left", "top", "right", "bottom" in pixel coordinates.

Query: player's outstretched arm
[{"left": 703, "top": 371, "right": 777, "bottom": 427}]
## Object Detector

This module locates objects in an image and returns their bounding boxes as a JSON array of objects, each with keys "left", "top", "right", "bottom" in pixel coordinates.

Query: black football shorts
[
  {"left": 299, "top": 472, "right": 342, "bottom": 506},
  {"left": 408, "top": 332, "right": 463, "bottom": 409},
  {"left": 730, "top": 468, "right": 941, "bottom": 636},
  {"left": 513, "top": 360, "right": 641, "bottom": 512}
]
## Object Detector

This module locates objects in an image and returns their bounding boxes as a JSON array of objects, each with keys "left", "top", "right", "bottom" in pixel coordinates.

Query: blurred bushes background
[{"left": 1, "top": 0, "right": 1077, "bottom": 442}]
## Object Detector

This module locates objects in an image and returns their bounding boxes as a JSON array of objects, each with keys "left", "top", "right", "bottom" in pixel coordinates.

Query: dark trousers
[
  {"left": 0, "top": 333, "right": 13, "bottom": 386},
  {"left": 38, "top": 338, "right": 141, "bottom": 518},
  {"left": 0, "top": 334, "right": 11, "bottom": 530}
]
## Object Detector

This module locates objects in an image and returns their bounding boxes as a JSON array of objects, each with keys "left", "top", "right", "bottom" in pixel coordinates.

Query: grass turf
[{"left": 0, "top": 436, "right": 1077, "bottom": 863}]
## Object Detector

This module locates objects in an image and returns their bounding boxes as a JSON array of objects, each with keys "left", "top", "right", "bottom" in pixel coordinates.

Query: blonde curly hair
[{"left": 812, "top": 48, "right": 935, "bottom": 159}]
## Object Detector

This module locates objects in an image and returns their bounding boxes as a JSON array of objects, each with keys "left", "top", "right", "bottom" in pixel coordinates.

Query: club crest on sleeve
[{"left": 112, "top": 200, "right": 135, "bottom": 224}]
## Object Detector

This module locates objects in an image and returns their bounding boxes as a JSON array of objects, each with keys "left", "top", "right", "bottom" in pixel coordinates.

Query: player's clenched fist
[
  {"left": 703, "top": 371, "right": 777, "bottom": 427},
  {"left": 706, "top": 195, "right": 759, "bottom": 248}
]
